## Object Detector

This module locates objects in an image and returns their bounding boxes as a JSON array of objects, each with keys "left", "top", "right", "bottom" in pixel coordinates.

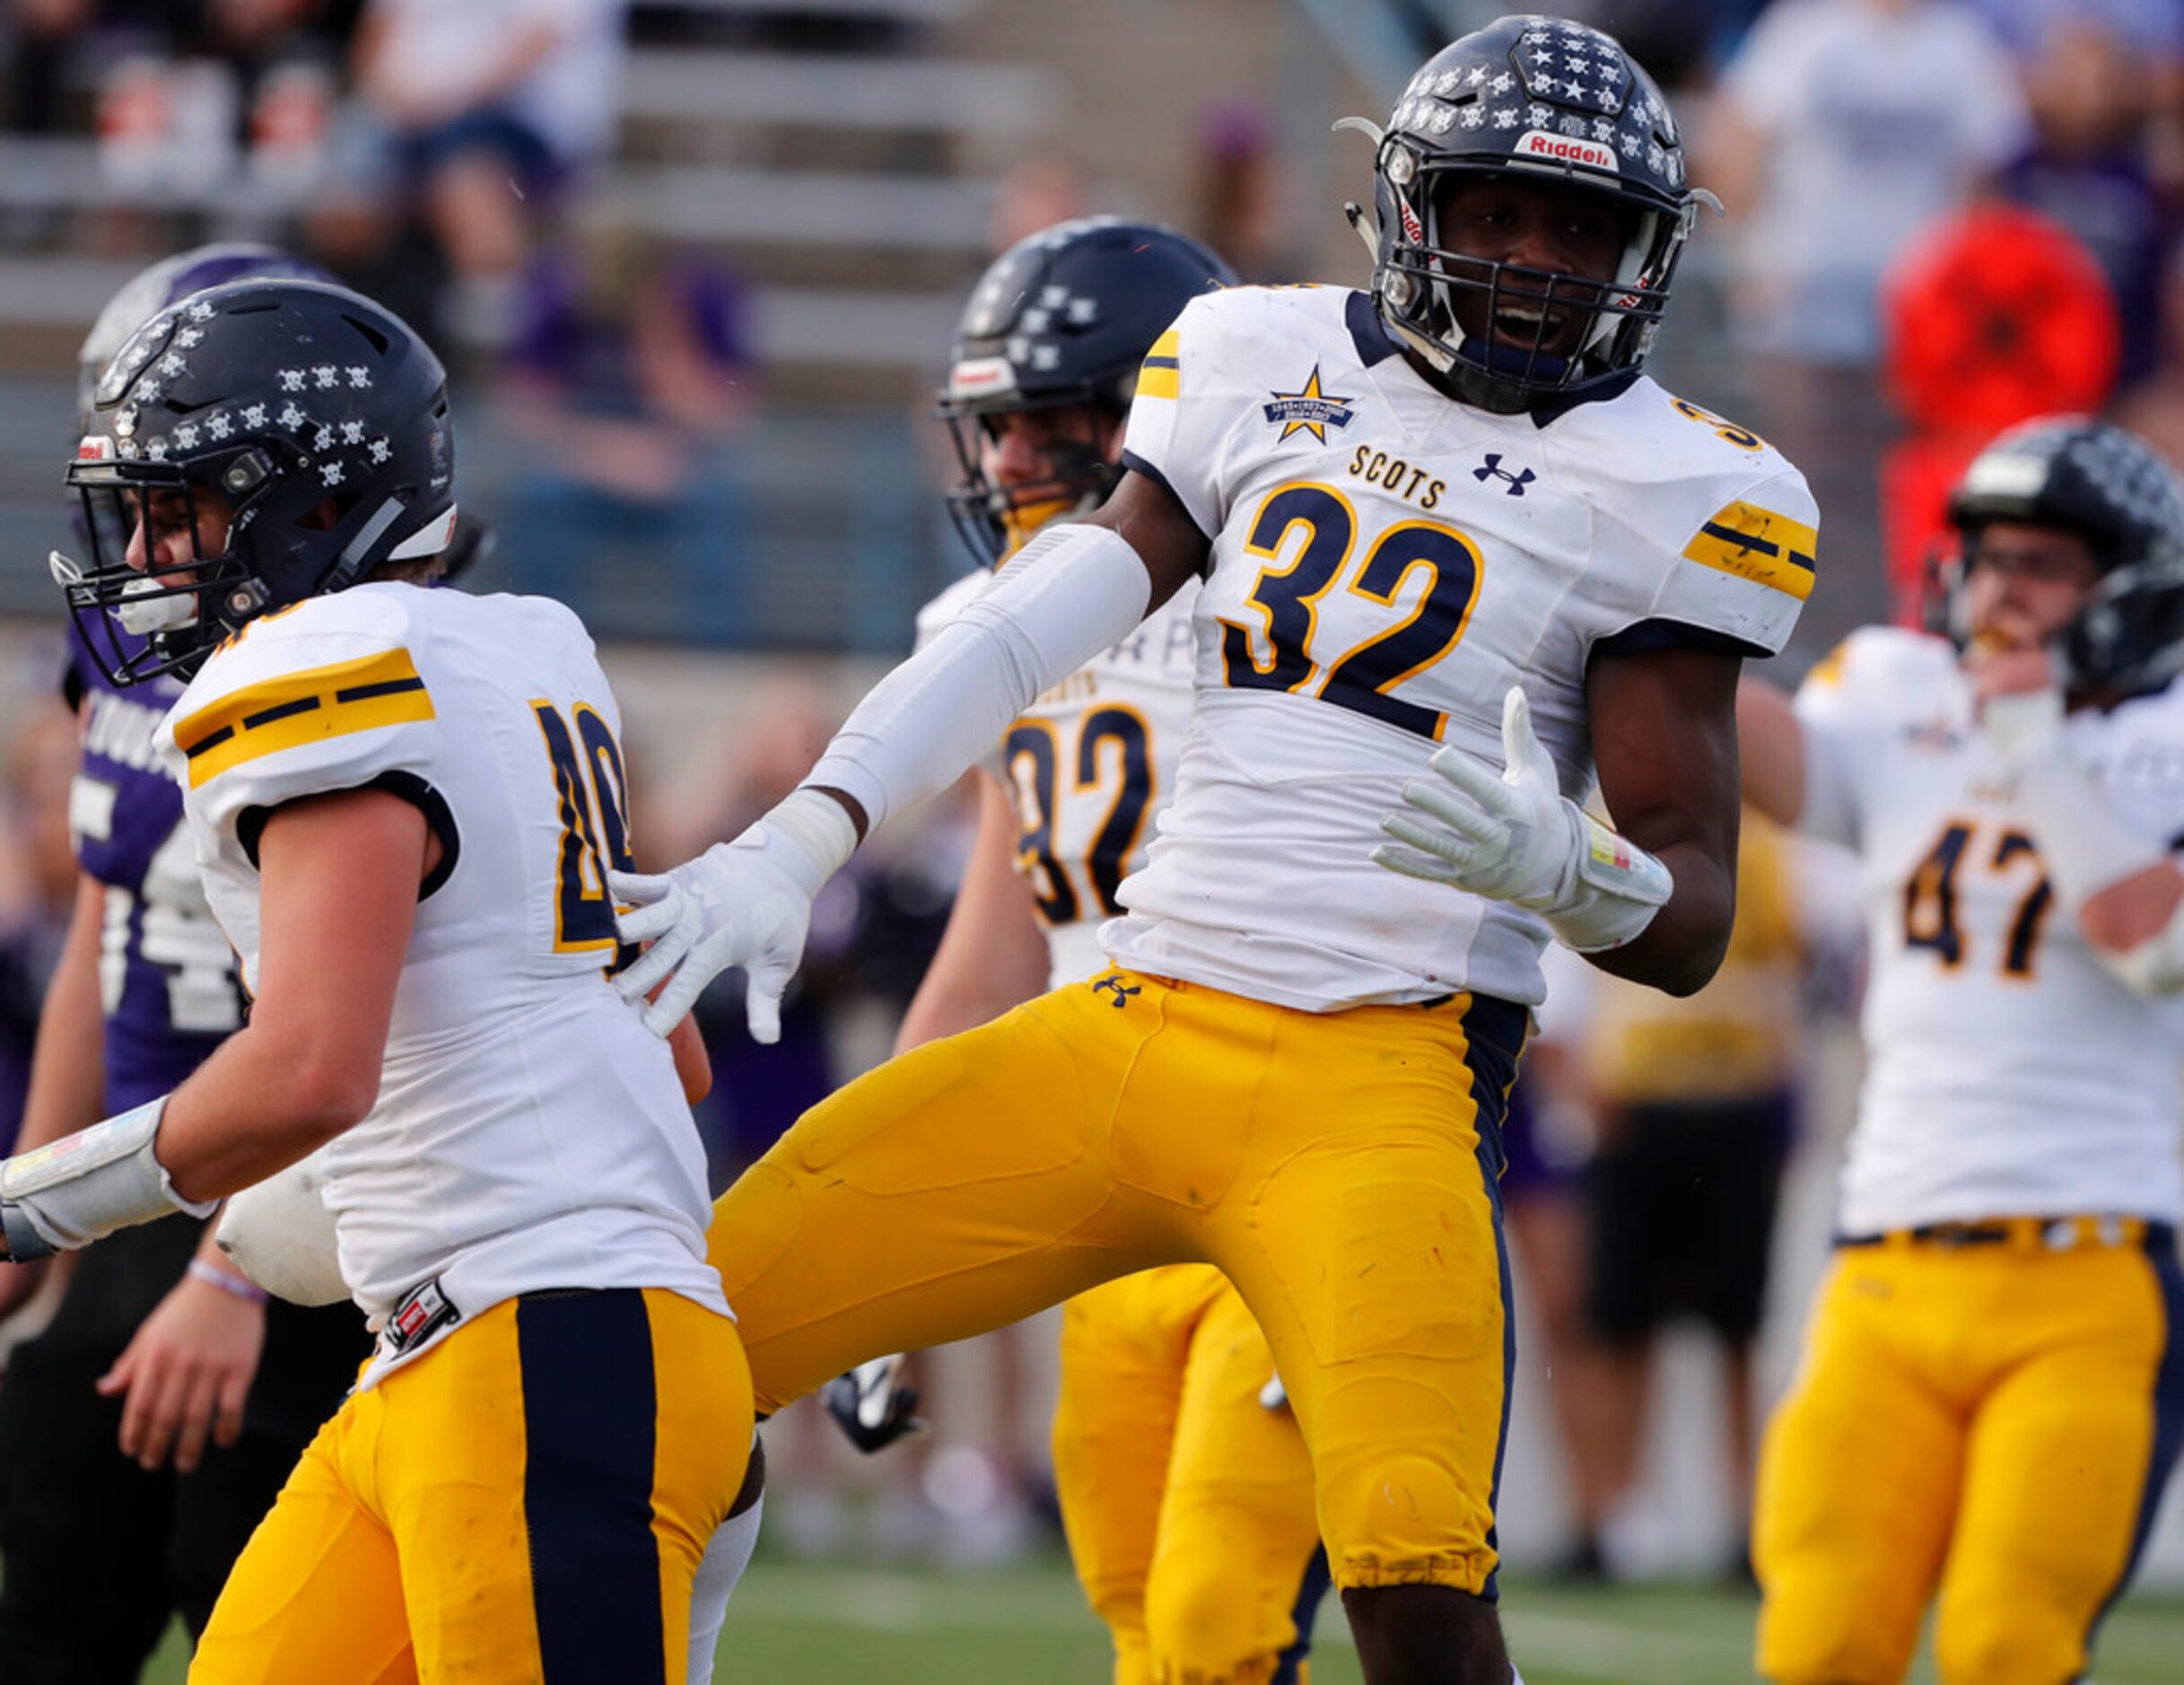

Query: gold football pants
[
  {"left": 1755, "top": 1232, "right": 2184, "bottom": 1685},
  {"left": 1054, "top": 1264, "right": 1329, "bottom": 1684},
  {"left": 709, "top": 968, "right": 1524, "bottom": 1593},
  {"left": 190, "top": 1288, "right": 752, "bottom": 1684}
]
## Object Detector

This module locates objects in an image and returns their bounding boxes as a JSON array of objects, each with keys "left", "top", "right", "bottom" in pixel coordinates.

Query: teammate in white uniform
[
  {"left": 1739, "top": 415, "right": 2184, "bottom": 1685},
  {"left": 617, "top": 19, "right": 1816, "bottom": 1681},
  {"left": 8, "top": 278, "right": 749, "bottom": 1682},
  {"left": 833, "top": 218, "right": 1334, "bottom": 1683}
]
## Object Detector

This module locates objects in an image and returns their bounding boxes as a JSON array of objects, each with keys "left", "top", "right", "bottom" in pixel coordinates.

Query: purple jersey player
[
  {"left": 65, "top": 614, "right": 245, "bottom": 1108},
  {"left": 0, "top": 247, "right": 371, "bottom": 1681}
]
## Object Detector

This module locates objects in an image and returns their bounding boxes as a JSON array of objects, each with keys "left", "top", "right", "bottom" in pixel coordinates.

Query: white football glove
[
  {"left": 1374, "top": 686, "right": 1673, "bottom": 954},
  {"left": 611, "top": 788, "right": 859, "bottom": 1040}
]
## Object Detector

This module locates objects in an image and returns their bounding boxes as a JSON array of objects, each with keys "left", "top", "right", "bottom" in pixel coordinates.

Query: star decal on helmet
[{"left": 1262, "top": 366, "right": 1357, "bottom": 444}]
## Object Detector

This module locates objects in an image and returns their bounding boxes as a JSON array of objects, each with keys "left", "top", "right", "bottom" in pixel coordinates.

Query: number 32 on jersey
[{"left": 1219, "top": 481, "right": 1483, "bottom": 740}]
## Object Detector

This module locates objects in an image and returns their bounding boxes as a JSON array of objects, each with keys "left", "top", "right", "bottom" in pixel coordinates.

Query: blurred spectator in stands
[
  {"left": 500, "top": 212, "right": 756, "bottom": 642},
  {"left": 1542, "top": 810, "right": 1811, "bottom": 1583},
  {"left": 1968, "top": 0, "right": 2184, "bottom": 96},
  {"left": 197, "top": 0, "right": 341, "bottom": 197},
  {"left": 3, "top": 0, "right": 96, "bottom": 135},
  {"left": 352, "top": 0, "right": 628, "bottom": 354},
  {"left": 0, "top": 698, "right": 82, "bottom": 1158},
  {"left": 1704, "top": 0, "right": 2029, "bottom": 644},
  {"left": 1561, "top": 0, "right": 1724, "bottom": 91},
  {"left": 2118, "top": 253, "right": 2184, "bottom": 469},
  {"left": 1995, "top": 18, "right": 2177, "bottom": 391},
  {"left": 1191, "top": 100, "right": 1291, "bottom": 284},
  {"left": 988, "top": 158, "right": 1088, "bottom": 258}
]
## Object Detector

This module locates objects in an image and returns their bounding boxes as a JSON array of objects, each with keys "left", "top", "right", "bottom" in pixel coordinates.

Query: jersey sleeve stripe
[
  {"left": 1137, "top": 327, "right": 1184, "bottom": 398},
  {"left": 175, "top": 648, "right": 434, "bottom": 787},
  {"left": 1681, "top": 501, "right": 1818, "bottom": 602}
]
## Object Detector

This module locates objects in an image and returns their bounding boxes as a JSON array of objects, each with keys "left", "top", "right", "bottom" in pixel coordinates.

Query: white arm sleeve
[{"left": 808, "top": 522, "right": 1153, "bottom": 832}]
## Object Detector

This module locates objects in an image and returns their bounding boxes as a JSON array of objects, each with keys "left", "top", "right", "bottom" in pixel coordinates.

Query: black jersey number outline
[
  {"left": 533, "top": 699, "right": 637, "bottom": 967},
  {"left": 1219, "top": 481, "right": 1482, "bottom": 739},
  {"left": 1901, "top": 816, "right": 2054, "bottom": 980},
  {"left": 1006, "top": 705, "right": 1155, "bottom": 925}
]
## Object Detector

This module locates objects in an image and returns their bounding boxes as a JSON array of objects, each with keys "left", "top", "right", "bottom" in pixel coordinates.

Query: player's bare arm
[
  {"left": 1581, "top": 646, "right": 1744, "bottom": 996},
  {"left": 133, "top": 786, "right": 430, "bottom": 1204},
  {"left": 1969, "top": 633, "right": 2184, "bottom": 994},
  {"left": 97, "top": 1226, "right": 269, "bottom": 1474},
  {"left": 0, "top": 788, "right": 425, "bottom": 1263},
  {"left": 1734, "top": 677, "right": 1805, "bottom": 830},
  {"left": 0, "top": 874, "right": 109, "bottom": 1314},
  {"left": 1079, "top": 462, "right": 1211, "bottom": 606},
  {"left": 894, "top": 776, "right": 1050, "bottom": 1052}
]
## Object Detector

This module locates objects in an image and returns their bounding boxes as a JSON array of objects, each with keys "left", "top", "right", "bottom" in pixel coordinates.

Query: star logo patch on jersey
[{"left": 1262, "top": 366, "right": 1356, "bottom": 444}]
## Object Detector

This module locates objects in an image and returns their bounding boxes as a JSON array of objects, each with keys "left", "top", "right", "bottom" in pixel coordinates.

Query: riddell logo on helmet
[
  {"left": 1514, "top": 131, "right": 1619, "bottom": 174},
  {"left": 949, "top": 356, "right": 1018, "bottom": 399}
]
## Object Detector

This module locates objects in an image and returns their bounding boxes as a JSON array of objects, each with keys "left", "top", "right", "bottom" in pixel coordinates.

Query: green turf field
[
  {"left": 139, "top": 1554, "right": 2184, "bottom": 1681},
  {"left": 704, "top": 1558, "right": 2184, "bottom": 1683}
]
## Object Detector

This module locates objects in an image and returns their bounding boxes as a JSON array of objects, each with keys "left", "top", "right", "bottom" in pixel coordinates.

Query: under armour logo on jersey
[
  {"left": 1474, "top": 454, "right": 1535, "bottom": 495},
  {"left": 1091, "top": 975, "right": 1141, "bottom": 1008}
]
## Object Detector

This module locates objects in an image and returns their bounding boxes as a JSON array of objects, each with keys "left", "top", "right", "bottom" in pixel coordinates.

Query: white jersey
[
  {"left": 159, "top": 584, "right": 727, "bottom": 1382},
  {"left": 1107, "top": 284, "right": 1819, "bottom": 1011},
  {"left": 1795, "top": 627, "right": 2184, "bottom": 1230},
  {"left": 917, "top": 570, "right": 1199, "bottom": 990}
]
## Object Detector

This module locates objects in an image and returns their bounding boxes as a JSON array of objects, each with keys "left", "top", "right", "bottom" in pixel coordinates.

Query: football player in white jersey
[
  {"left": 839, "top": 217, "right": 1332, "bottom": 1683},
  {"left": 7, "top": 279, "right": 749, "bottom": 1682},
  {"left": 616, "top": 17, "right": 1816, "bottom": 1681},
  {"left": 1737, "top": 416, "right": 2184, "bottom": 1685}
]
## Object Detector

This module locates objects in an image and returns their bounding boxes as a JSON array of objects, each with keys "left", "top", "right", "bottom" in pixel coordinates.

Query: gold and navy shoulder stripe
[
  {"left": 1803, "top": 638, "right": 1852, "bottom": 690},
  {"left": 1136, "top": 327, "right": 1181, "bottom": 400},
  {"left": 174, "top": 647, "right": 433, "bottom": 787},
  {"left": 1682, "top": 501, "right": 1817, "bottom": 602}
]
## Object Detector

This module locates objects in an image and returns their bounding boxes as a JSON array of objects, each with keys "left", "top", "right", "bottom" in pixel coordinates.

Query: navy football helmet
[
  {"left": 1338, "top": 13, "right": 1708, "bottom": 414},
  {"left": 76, "top": 243, "right": 336, "bottom": 424},
  {"left": 1942, "top": 415, "right": 2184, "bottom": 695},
  {"left": 58, "top": 280, "right": 457, "bottom": 685},
  {"left": 937, "top": 217, "right": 1234, "bottom": 564}
]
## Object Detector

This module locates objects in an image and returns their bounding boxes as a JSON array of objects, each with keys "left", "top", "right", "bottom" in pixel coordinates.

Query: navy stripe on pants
[{"left": 518, "top": 1289, "right": 665, "bottom": 1681}]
